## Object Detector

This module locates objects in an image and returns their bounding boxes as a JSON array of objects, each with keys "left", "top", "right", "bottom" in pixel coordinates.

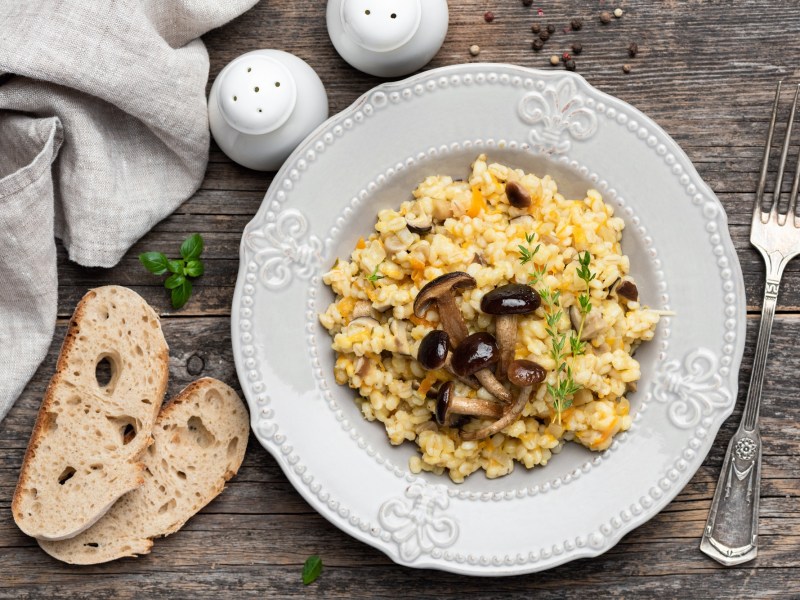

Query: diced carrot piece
[{"left": 356, "top": 237, "right": 366, "bottom": 249}]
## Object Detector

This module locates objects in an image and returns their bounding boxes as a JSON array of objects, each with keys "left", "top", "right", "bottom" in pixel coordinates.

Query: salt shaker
[
  {"left": 326, "top": 0, "right": 449, "bottom": 78},
  {"left": 208, "top": 50, "right": 329, "bottom": 171}
]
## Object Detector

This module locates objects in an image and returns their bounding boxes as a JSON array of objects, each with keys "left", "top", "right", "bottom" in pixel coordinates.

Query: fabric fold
[
  {"left": 0, "top": 115, "right": 62, "bottom": 421},
  {"left": 0, "top": 0, "right": 258, "bottom": 421}
]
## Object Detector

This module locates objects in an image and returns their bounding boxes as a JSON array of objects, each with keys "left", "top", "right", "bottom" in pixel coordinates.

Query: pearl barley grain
[{"left": 469, "top": 44, "right": 481, "bottom": 56}]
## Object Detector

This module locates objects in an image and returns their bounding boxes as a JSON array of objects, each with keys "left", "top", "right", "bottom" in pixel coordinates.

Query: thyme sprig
[
  {"left": 518, "top": 232, "right": 546, "bottom": 285},
  {"left": 569, "top": 251, "right": 596, "bottom": 356},
  {"left": 538, "top": 288, "right": 579, "bottom": 423}
]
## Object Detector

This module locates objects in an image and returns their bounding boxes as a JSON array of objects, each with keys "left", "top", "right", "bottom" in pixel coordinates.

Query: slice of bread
[
  {"left": 39, "top": 378, "right": 250, "bottom": 564},
  {"left": 12, "top": 286, "right": 169, "bottom": 541}
]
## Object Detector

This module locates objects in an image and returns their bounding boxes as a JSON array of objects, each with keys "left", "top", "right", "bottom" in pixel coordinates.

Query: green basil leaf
[
  {"left": 167, "top": 259, "right": 183, "bottom": 274},
  {"left": 185, "top": 259, "right": 205, "bottom": 278},
  {"left": 180, "top": 233, "right": 204, "bottom": 260},
  {"left": 138, "top": 252, "right": 169, "bottom": 275},
  {"left": 171, "top": 279, "right": 192, "bottom": 309},
  {"left": 302, "top": 555, "right": 322, "bottom": 585},
  {"left": 164, "top": 273, "right": 185, "bottom": 290}
]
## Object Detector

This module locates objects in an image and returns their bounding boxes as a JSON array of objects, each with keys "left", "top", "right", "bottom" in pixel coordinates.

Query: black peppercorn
[
  {"left": 484, "top": 11, "right": 495, "bottom": 22},
  {"left": 546, "top": 24, "right": 555, "bottom": 34},
  {"left": 570, "top": 18, "right": 583, "bottom": 31},
  {"left": 571, "top": 42, "right": 583, "bottom": 55},
  {"left": 565, "top": 59, "right": 576, "bottom": 71},
  {"left": 531, "top": 39, "right": 544, "bottom": 51},
  {"left": 600, "top": 11, "right": 612, "bottom": 24},
  {"left": 628, "top": 42, "right": 639, "bottom": 58},
  {"left": 522, "top": 0, "right": 533, "bottom": 5},
  {"left": 539, "top": 30, "right": 550, "bottom": 41},
  {"left": 531, "top": 23, "right": 541, "bottom": 33}
]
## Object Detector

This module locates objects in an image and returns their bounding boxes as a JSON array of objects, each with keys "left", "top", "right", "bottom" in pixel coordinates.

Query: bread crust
[
  {"left": 38, "top": 377, "right": 249, "bottom": 564},
  {"left": 12, "top": 286, "right": 169, "bottom": 540}
]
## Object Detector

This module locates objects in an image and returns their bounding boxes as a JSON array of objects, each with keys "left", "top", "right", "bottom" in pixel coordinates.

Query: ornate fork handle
[{"left": 700, "top": 275, "right": 777, "bottom": 565}]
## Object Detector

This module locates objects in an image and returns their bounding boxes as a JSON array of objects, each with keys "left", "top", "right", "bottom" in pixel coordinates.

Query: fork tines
[{"left": 756, "top": 81, "right": 800, "bottom": 226}]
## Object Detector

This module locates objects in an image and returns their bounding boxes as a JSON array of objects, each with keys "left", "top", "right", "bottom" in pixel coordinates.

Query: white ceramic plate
[{"left": 232, "top": 64, "right": 746, "bottom": 575}]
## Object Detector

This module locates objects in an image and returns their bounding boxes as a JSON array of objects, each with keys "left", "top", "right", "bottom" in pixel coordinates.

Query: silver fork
[{"left": 701, "top": 81, "right": 800, "bottom": 566}]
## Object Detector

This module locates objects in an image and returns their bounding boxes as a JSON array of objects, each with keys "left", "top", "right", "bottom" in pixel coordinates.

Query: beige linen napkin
[{"left": 0, "top": 0, "right": 257, "bottom": 421}]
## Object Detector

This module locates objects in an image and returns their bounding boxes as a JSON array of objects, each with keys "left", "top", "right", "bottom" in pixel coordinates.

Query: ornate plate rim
[{"left": 231, "top": 63, "right": 746, "bottom": 575}]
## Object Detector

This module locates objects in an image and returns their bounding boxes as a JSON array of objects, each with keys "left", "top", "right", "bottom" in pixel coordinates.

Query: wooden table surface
[{"left": 3, "top": 1, "right": 800, "bottom": 597}]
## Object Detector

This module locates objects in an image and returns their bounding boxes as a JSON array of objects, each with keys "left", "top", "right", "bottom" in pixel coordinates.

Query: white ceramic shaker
[
  {"left": 326, "top": 0, "right": 449, "bottom": 78},
  {"left": 208, "top": 50, "right": 328, "bottom": 171}
]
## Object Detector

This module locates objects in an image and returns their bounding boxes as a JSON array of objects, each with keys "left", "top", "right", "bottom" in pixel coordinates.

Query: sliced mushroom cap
[
  {"left": 505, "top": 181, "right": 532, "bottom": 208},
  {"left": 417, "top": 330, "right": 450, "bottom": 370},
  {"left": 389, "top": 318, "right": 412, "bottom": 355},
  {"left": 480, "top": 283, "right": 541, "bottom": 315},
  {"left": 569, "top": 305, "right": 606, "bottom": 341},
  {"left": 351, "top": 300, "right": 374, "bottom": 319},
  {"left": 450, "top": 332, "right": 499, "bottom": 377},
  {"left": 507, "top": 359, "right": 546, "bottom": 387},
  {"left": 613, "top": 277, "right": 639, "bottom": 302},
  {"left": 413, "top": 272, "right": 476, "bottom": 344},
  {"left": 406, "top": 213, "right": 433, "bottom": 234}
]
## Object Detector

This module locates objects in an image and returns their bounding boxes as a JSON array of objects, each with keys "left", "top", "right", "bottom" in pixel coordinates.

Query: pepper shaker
[
  {"left": 208, "top": 50, "right": 328, "bottom": 171},
  {"left": 326, "top": 0, "right": 449, "bottom": 78}
]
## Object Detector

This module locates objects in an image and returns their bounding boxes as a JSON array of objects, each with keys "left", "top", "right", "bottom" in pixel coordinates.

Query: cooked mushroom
[
  {"left": 354, "top": 356, "right": 371, "bottom": 378},
  {"left": 406, "top": 213, "right": 432, "bottom": 234},
  {"left": 505, "top": 181, "right": 532, "bottom": 208},
  {"left": 435, "top": 381, "right": 504, "bottom": 426},
  {"left": 351, "top": 300, "right": 374, "bottom": 319},
  {"left": 460, "top": 360, "right": 543, "bottom": 441},
  {"left": 417, "top": 330, "right": 450, "bottom": 369},
  {"left": 569, "top": 305, "right": 605, "bottom": 341},
  {"left": 506, "top": 359, "right": 546, "bottom": 387},
  {"left": 450, "top": 332, "right": 512, "bottom": 402},
  {"left": 416, "top": 329, "right": 479, "bottom": 389},
  {"left": 509, "top": 215, "right": 535, "bottom": 228},
  {"left": 389, "top": 318, "right": 412, "bottom": 355},
  {"left": 612, "top": 276, "right": 639, "bottom": 302},
  {"left": 432, "top": 198, "right": 453, "bottom": 221},
  {"left": 471, "top": 252, "right": 488, "bottom": 266},
  {"left": 413, "top": 272, "right": 476, "bottom": 345},
  {"left": 480, "top": 283, "right": 541, "bottom": 376}
]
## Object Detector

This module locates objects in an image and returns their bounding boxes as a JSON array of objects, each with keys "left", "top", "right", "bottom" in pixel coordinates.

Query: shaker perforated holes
[
  {"left": 340, "top": 0, "right": 422, "bottom": 53},
  {"left": 215, "top": 54, "right": 297, "bottom": 135}
]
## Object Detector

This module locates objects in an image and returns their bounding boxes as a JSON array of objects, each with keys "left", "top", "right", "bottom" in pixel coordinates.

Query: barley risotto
[{"left": 319, "top": 155, "right": 661, "bottom": 483}]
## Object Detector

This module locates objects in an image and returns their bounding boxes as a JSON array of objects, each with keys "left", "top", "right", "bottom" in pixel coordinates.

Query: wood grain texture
[{"left": 2, "top": 0, "right": 800, "bottom": 597}]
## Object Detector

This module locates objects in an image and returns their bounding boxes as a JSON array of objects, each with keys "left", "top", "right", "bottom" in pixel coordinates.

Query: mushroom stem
[
  {"left": 435, "top": 381, "right": 504, "bottom": 426},
  {"left": 474, "top": 369, "right": 512, "bottom": 403},
  {"left": 435, "top": 293, "right": 469, "bottom": 344},
  {"left": 494, "top": 314, "right": 517, "bottom": 377},
  {"left": 460, "top": 385, "right": 532, "bottom": 441},
  {"left": 449, "top": 397, "right": 504, "bottom": 421}
]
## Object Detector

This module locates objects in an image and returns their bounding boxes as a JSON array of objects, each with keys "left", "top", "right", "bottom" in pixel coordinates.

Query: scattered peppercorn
[
  {"left": 531, "top": 39, "right": 544, "bottom": 51},
  {"left": 614, "top": 7, "right": 624, "bottom": 18},
  {"left": 565, "top": 59, "right": 577, "bottom": 71},
  {"left": 571, "top": 42, "right": 583, "bottom": 55},
  {"left": 628, "top": 42, "right": 639, "bottom": 58},
  {"left": 484, "top": 11, "right": 495, "bottom": 22},
  {"left": 531, "top": 23, "right": 541, "bottom": 33},
  {"left": 539, "top": 30, "right": 550, "bottom": 41},
  {"left": 549, "top": 55, "right": 560, "bottom": 66},
  {"left": 561, "top": 52, "right": 571, "bottom": 62},
  {"left": 546, "top": 24, "right": 555, "bottom": 34},
  {"left": 623, "top": 64, "right": 632, "bottom": 74},
  {"left": 570, "top": 18, "right": 583, "bottom": 31},
  {"left": 600, "top": 11, "right": 611, "bottom": 24},
  {"left": 522, "top": 0, "right": 533, "bottom": 5},
  {"left": 469, "top": 44, "right": 481, "bottom": 56}
]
